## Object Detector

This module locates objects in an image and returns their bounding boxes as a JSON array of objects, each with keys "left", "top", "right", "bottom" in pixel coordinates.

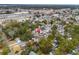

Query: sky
[{"left": 0, "top": 0, "right": 79, "bottom": 4}]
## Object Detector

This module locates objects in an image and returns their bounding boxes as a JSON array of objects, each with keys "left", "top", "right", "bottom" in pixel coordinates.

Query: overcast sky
[{"left": 0, "top": 0, "right": 79, "bottom": 4}]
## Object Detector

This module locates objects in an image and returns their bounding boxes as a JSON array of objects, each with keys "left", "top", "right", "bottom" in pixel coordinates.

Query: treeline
[{"left": 0, "top": 4, "right": 79, "bottom": 9}]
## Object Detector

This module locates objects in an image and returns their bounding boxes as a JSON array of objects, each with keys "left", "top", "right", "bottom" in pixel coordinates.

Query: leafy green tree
[
  {"left": 2, "top": 47, "right": 10, "bottom": 55},
  {"left": 39, "top": 38, "right": 52, "bottom": 54},
  {"left": 3, "top": 20, "right": 33, "bottom": 41},
  {"left": 54, "top": 31, "right": 79, "bottom": 55},
  {"left": 47, "top": 34, "right": 54, "bottom": 42}
]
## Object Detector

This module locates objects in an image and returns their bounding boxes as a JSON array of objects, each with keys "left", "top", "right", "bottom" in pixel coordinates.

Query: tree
[
  {"left": 54, "top": 32, "right": 79, "bottom": 55},
  {"left": 51, "top": 24, "right": 57, "bottom": 37},
  {"left": 42, "top": 20, "right": 48, "bottom": 24},
  {"left": 2, "top": 47, "right": 9, "bottom": 55},
  {"left": 3, "top": 20, "right": 33, "bottom": 41},
  {"left": 39, "top": 38, "right": 52, "bottom": 54},
  {"left": 47, "top": 34, "right": 54, "bottom": 42},
  {"left": 5, "top": 11, "right": 13, "bottom": 14}
]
